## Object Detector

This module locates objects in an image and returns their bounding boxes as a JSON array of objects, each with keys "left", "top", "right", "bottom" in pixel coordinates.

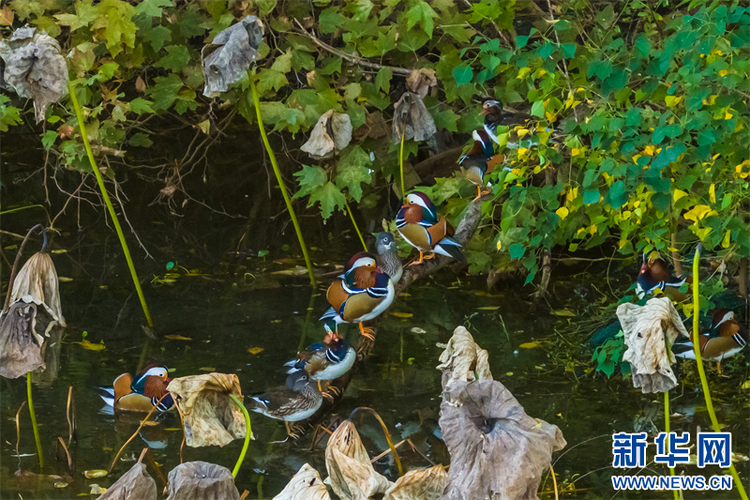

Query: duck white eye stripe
[{"left": 734, "top": 334, "right": 746, "bottom": 346}]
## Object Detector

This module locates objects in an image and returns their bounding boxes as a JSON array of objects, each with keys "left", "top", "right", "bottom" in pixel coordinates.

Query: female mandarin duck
[
  {"left": 374, "top": 232, "right": 403, "bottom": 285},
  {"left": 250, "top": 370, "right": 322, "bottom": 436},
  {"left": 396, "top": 192, "right": 465, "bottom": 265},
  {"left": 100, "top": 365, "right": 173, "bottom": 413},
  {"left": 459, "top": 129, "right": 506, "bottom": 200},
  {"left": 674, "top": 309, "right": 748, "bottom": 372},
  {"left": 286, "top": 320, "right": 355, "bottom": 382},
  {"left": 636, "top": 254, "right": 690, "bottom": 302},
  {"left": 320, "top": 252, "right": 395, "bottom": 340}
]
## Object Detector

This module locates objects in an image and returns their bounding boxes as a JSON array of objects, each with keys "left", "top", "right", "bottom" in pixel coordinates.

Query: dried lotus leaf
[
  {"left": 273, "top": 463, "right": 331, "bottom": 500},
  {"left": 384, "top": 465, "right": 447, "bottom": 500},
  {"left": 166, "top": 461, "right": 240, "bottom": 500},
  {"left": 405, "top": 68, "right": 437, "bottom": 99},
  {"left": 0, "top": 302, "right": 45, "bottom": 379},
  {"left": 166, "top": 373, "right": 250, "bottom": 447},
  {"left": 616, "top": 297, "right": 689, "bottom": 393},
  {"left": 96, "top": 463, "right": 156, "bottom": 500},
  {"left": 202, "top": 16, "right": 264, "bottom": 97},
  {"left": 392, "top": 93, "right": 436, "bottom": 143},
  {"left": 436, "top": 326, "right": 492, "bottom": 392},
  {"left": 10, "top": 251, "right": 65, "bottom": 329}
]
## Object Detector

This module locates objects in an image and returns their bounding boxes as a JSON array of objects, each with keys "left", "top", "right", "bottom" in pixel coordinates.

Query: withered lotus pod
[
  {"left": 405, "top": 68, "right": 437, "bottom": 99},
  {"left": 9, "top": 250, "right": 66, "bottom": 330},
  {"left": 301, "top": 109, "right": 353, "bottom": 159},
  {"left": 166, "top": 461, "right": 240, "bottom": 500},
  {"left": 435, "top": 326, "right": 492, "bottom": 389},
  {"left": 0, "top": 26, "right": 68, "bottom": 123},
  {"left": 273, "top": 463, "right": 330, "bottom": 500},
  {"left": 439, "top": 380, "right": 566, "bottom": 500},
  {"left": 96, "top": 463, "right": 156, "bottom": 500},
  {"left": 325, "top": 420, "right": 392, "bottom": 500},
  {"left": 202, "top": 16, "right": 264, "bottom": 97},
  {"left": 616, "top": 297, "right": 688, "bottom": 393},
  {"left": 167, "top": 373, "right": 250, "bottom": 447},
  {"left": 383, "top": 465, "right": 447, "bottom": 500},
  {"left": 392, "top": 92, "right": 436, "bottom": 143},
  {"left": 0, "top": 302, "right": 45, "bottom": 379}
]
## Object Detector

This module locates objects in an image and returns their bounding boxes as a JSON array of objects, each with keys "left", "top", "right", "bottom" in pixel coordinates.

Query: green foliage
[
  {"left": 3, "top": 0, "right": 749, "bottom": 288},
  {"left": 592, "top": 332, "right": 628, "bottom": 378}
]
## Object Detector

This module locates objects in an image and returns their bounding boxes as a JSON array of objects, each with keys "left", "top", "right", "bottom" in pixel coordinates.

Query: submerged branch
[{"left": 295, "top": 195, "right": 488, "bottom": 431}]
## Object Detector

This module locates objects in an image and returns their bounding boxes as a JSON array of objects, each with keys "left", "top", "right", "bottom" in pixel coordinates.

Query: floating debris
[{"left": 273, "top": 463, "right": 330, "bottom": 500}]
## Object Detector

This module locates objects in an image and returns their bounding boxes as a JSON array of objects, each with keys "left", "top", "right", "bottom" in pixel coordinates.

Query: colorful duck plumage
[
  {"left": 286, "top": 320, "right": 356, "bottom": 381},
  {"left": 100, "top": 365, "right": 173, "bottom": 413},
  {"left": 396, "top": 192, "right": 465, "bottom": 265},
  {"left": 673, "top": 309, "right": 748, "bottom": 364},
  {"left": 320, "top": 252, "right": 395, "bottom": 339},
  {"left": 459, "top": 129, "right": 506, "bottom": 200},
  {"left": 636, "top": 255, "right": 689, "bottom": 302},
  {"left": 250, "top": 370, "right": 323, "bottom": 424}
]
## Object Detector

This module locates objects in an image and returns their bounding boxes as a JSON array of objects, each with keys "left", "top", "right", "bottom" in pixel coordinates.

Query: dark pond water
[{"left": 1, "top": 135, "right": 748, "bottom": 499}]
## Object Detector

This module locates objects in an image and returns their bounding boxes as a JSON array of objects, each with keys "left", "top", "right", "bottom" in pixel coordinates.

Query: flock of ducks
[{"left": 99, "top": 100, "right": 747, "bottom": 436}]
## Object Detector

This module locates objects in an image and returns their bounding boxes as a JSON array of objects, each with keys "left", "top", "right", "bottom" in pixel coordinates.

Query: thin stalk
[
  {"left": 108, "top": 393, "right": 167, "bottom": 472},
  {"left": 349, "top": 407, "right": 403, "bottom": 477},
  {"left": 691, "top": 247, "right": 748, "bottom": 500},
  {"left": 229, "top": 394, "right": 252, "bottom": 479},
  {"left": 27, "top": 373, "right": 44, "bottom": 469},
  {"left": 248, "top": 73, "right": 315, "bottom": 287},
  {"left": 67, "top": 81, "right": 153, "bottom": 329},
  {"left": 344, "top": 200, "right": 367, "bottom": 251},
  {"left": 664, "top": 391, "right": 679, "bottom": 500},
  {"left": 3, "top": 224, "right": 42, "bottom": 313},
  {"left": 399, "top": 127, "right": 406, "bottom": 197}
]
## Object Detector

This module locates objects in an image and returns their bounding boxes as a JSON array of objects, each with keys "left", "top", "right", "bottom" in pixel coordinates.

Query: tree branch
[
  {"left": 296, "top": 195, "right": 488, "bottom": 432},
  {"left": 294, "top": 20, "right": 412, "bottom": 76}
]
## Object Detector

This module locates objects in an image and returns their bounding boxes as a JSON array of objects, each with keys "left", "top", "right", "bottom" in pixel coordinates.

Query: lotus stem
[
  {"left": 549, "top": 464, "right": 559, "bottom": 500},
  {"left": 399, "top": 126, "right": 406, "bottom": 198},
  {"left": 345, "top": 199, "right": 367, "bottom": 252},
  {"left": 67, "top": 81, "right": 154, "bottom": 330},
  {"left": 3, "top": 224, "right": 42, "bottom": 313},
  {"left": 229, "top": 394, "right": 252, "bottom": 479},
  {"left": 108, "top": 393, "right": 167, "bottom": 472},
  {"left": 691, "top": 247, "right": 747, "bottom": 500},
  {"left": 349, "top": 406, "right": 403, "bottom": 477},
  {"left": 27, "top": 372, "right": 44, "bottom": 469},
  {"left": 664, "top": 391, "right": 679, "bottom": 500},
  {"left": 248, "top": 72, "right": 315, "bottom": 287}
]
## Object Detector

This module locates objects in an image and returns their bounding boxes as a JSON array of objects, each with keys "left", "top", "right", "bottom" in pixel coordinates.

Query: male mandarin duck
[
  {"left": 320, "top": 252, "right": 395, "bottom": 340},
  {"left": 250, "top": 370, "right": 322, "bottom": 436},
  {"left": 100, "top": 365, "right": 173, "bottom": 413},
  {"left": 459, "top": 129, "right": 506, "bottom": 200},
  {"left": 286, "top": 320, "right": 356, "bottom": 382},
  {"left": 396, "top": 192, "right": 465, "bottom": 265},
  {"left": 636, "top": 254, "right": 690, "bottom": 302},
  {"left": 673, "top": 309, "right": 748, "bottom": 372},
  {"left": 374, "top": 232, "right": 403, "bottom": 285}
]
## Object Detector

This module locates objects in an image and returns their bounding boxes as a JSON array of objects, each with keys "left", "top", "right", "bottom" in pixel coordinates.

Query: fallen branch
[
  {"left": 294, "top": 20, "right": 412, "bottom": 76},
  {"left": 296, "top": 195, "right": 488, "bottom": 432}
]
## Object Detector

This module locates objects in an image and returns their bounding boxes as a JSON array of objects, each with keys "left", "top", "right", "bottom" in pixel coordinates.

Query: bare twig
[
  {"left": 57, "top": 437, "right": 73, "bottom": 471},
  {"left": 459, "top": 0, "right": 513, "bottom": 47},
  {"left": 15, "top": 401, "right": 27, "bottom": 459},
  {"left": 295, "top": 20, "right": 412, "bottom": 76}
]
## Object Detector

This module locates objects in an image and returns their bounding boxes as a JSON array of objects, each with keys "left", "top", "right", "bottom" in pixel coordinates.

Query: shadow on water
[{"left": 1, "top": 136, "right": 748, "bottom": 499}]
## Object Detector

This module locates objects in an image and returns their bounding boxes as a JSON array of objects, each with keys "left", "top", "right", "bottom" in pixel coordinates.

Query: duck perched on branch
[{"left": 396, "top": 192, "right": 465, "bottom": 265}]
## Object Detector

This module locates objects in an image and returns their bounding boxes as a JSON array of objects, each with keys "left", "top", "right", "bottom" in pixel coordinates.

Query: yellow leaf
[
  {"left": 664, "top": 95, "right": 682, "bottom": 107},
  {"left": 694, "top": 227, "right": 712, "bottom": 240},
  {"left": 84, "top": 470, "right": 109, "bottom": 479},
  {"left": 79, "top": 339, "right": 106, "bottom": 351},
  {"left": 475, "top": 306, "right": 500, "bottom": 311},
  {"left": 742, "top": 379, "right": 750, "bottom": 390},
  {"left": 571, "top": 148, "right": 580, "bottom": 156},
  {"left": 673, "top": 189, "right": 688, "bottom": 202},
  {"left": 517, "top": 67, "right": 532, "bottom": 80},
  {"left": 684, "top": 204, "right": 717, "bottom": 223},
  {"left": 567, "top": 187, "right": 578, "bottom": 203},
  {"left": 247, "top": 347, "right": 264, "bottom": 355},
  {"left": 718, "top": 69, "right": 728, "bottom": 77},
  {"left": 643, "top": 145, "right": 656, "bottom": 156},
  {"left": 722, "top": 230, "right": 731, "bottom": 248},
  {"left": 391, "top": 311, "right": 413, "bottom": 318},
  {"left": 199, "top": 366, "right": 216, "bottom": 372},
  {"left": 58, "top": 276, "right": 73, "bottom": 282},
  {"left": 519, "top": 341, "right": 541, "bottom": 349},
  {"left": 551, "top": 309, "right": 577, "bottom": 317},
  {"left": 709, "top": 183, "right": 716, "bottom": 203},
  {"left": 516, "top": 128, "right": 531, "bottom": 139},
  {"left": 496, "top": 239, "right": 502, "bottom": 250},
  {"left": 556, "top": 207, "right": 569, "bottom": 220},
  {"left": 165, "top": 334, "right": 192, "bottom": 341},
  {"left": 724, "top": 110, "right": 733, "bottom": 120}
]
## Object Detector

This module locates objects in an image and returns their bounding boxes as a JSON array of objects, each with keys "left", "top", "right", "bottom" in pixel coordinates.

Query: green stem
[
  {"left": 691, "top": 248, "right": 747, "bottom": 500},
  {"left": 229, "top": 394, "right": 252, "bottom": 479},
  {"left": 248, "top": 73, "right": 315, "bottom": 287},
  {"left": 345, "top": 199, "right": 367, "bottom": 252},
  {"left": 664, "top": 391, "right": 679, "bottom": 500},
  {"left": 27, "top": 372, "right": 44, "bottom": 469},
  {"left": 67, "top": 81, "right": 153, "bottom": 329},
  {"left": 399, "top": 127, "right": 406, "bottom": 198}
]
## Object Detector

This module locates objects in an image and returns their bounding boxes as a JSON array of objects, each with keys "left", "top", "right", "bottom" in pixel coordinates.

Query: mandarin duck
[
  {"left": 636, "top": 254, "right": 690, "bottom": 302},
  {"left": 374, "top": 232, "right": 403, "bottom": 285},
  {"left": 286, "top": 320, "right": 355, "bottom": 381},
  {"left": 481, "top": 98, "right": 557, "bottom": 148},
  {"left": 320, "top": 252, "right": 395, "bottom": 340},
  {"left": 100, "top": 365, "right": 173, "bottom": 413},
  {"left": 674, "top": 309, "right": 747, "bottom": 372},
  {"left": 396, "top": 192, "right": 465, "bottom": 265},
  {"left": 459, "top": 129, "right": 507, "bottom": 200},
  {"left": 250, "top": 370, "right": 322, "bottom": 436}
]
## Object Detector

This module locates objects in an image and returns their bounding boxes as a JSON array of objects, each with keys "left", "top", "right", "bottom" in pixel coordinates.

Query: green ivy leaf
[
  {"left": 257, "top": 69, "right": 288, "bottom": 94},
  {"left": 509, "top": 243, "right": 526, "bottom": 260},
  {"left": 583, "top": 189, "right": 601, "bottom": 205},
  {"left": 308, "top": 182, "right": 346, "bottom": 220},
  {"left": 149, "top": 74, "right": 184, "bottom": 111},
  {"left": 156, "top": 46, "right": 190, "bottom": 72},
  {"left": 452, "top": 64, "right": 473, "bottom": 85},
  {"left": 91, "top": 0, "right": 137, "bottom": 57},
  {"left": 336, "top": 146, "right": 372, "bottom": 201},
  {"left": 293, "top": 164, "right": 327, "bottom": 197},
  {"left": 606, "top": 180, "right": 627, "bottom": 209},
  {"left": 375, "top": 67, "right": 392, "bottom": 94},
  {"left": 41, "top": 130, "right": 58, "bottom": 150},
  {"left": 134, "top": 0, "right": 172, "bottom": 17},
  {"left": 129, "top": 132, "right": 153, "bottom": 147},
  {"left": 129, "top": 98, "right": 155, "bottom": 114},
  {"left": 406, "top": 1, "right": 438, "bottom": 37},
  {"left": 530, "top": 100, "right": 544, "bottom": 118}
]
